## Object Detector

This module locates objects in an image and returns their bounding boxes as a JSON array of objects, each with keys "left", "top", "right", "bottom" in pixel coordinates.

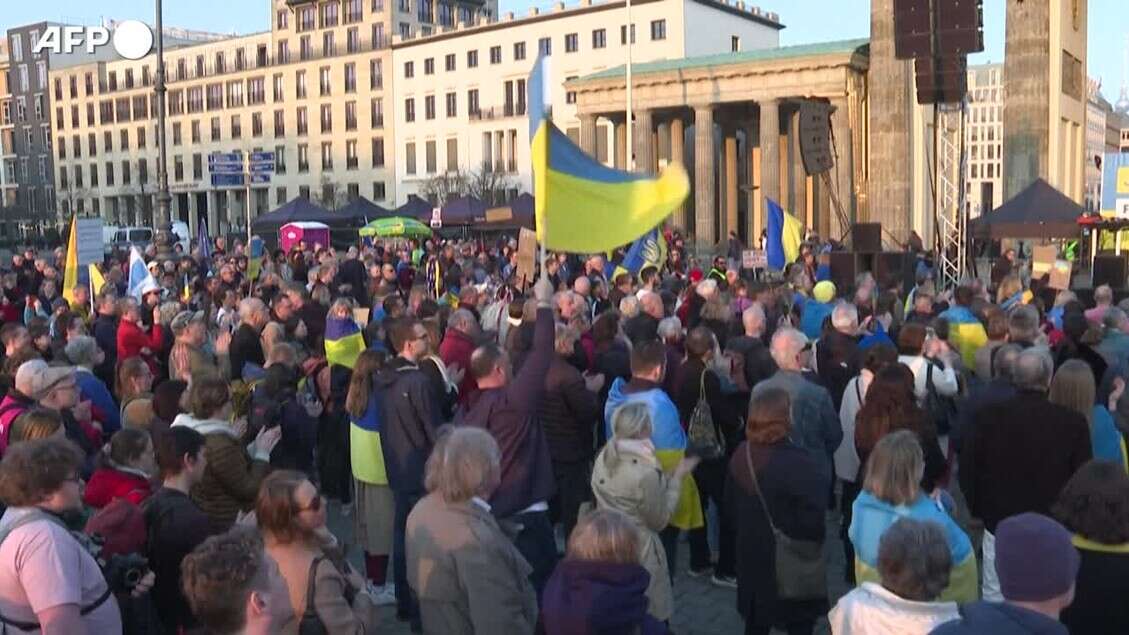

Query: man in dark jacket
[
  {"left": 377, "top": 317, "right": 441, "bottom": 626},
  {"left": 932, "top": 513, "right": 1077, "bottom": 635},
  {"left": 91, "top": 292, "right": 120, "bottom": 388},
  {"left": 284, "top": 282, "right": 327, "bottom": 355},
  {"left": 539, "top": 323, "right": 602, "bottom": 541},
  {"left": 458, "top": 276, "right": 558, "bottom": 597},
  {"left": 952, "top": 343, "right": 1021, "bottom": 453},
  {"left": 726, "top": 303, "right": 778, "bottom": 391},
  {"left": 815, "top": 302, "right": 860, "bottom": 412},
  {"left": 144, "top": 426, "right": 213, "bottom": 635},
  {"left": 960, "top": 349, "right": 1091, "bottom": 602},
  {"left": 229, "top": 298, "right": 268, "bottom": 379},
  {"left": 623, "top": 291, "right": 663, "bottom": 347}
]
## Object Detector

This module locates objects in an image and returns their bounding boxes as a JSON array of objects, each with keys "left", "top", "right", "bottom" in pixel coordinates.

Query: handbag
[
  {"left": 298, "top": 556, "right": 329, "bottom": 635},
  {"left": 687, "top": 370, "right": 724, "bottom": 460},
  {"left": 744, "top": 445, "right": 827, "bottom": 600}
]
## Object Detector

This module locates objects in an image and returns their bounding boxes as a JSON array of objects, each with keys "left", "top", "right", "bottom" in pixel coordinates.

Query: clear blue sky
[{"left": 3, "top": 0, "right": 1126, "bottom": 101}]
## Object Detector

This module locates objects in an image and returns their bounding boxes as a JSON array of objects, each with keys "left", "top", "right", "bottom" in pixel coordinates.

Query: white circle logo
[{"left": 112, "top": 20, "right": 153, "bottom": 60}]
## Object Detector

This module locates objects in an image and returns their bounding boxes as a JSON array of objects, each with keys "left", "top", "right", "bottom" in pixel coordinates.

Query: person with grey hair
[
  {"left": 1007, "top": 304, "right": 1042, "bottom": 347},
  {"left": 829, "top": 517, "right": 960, "bottom": 633},
  {"left": 439, "top": 308, "right": 480, "bottom": 407},
  {"left": 752, "top": 328, "right": 841, "bottom": 483},
  {"left": 1085, "top": 283, "right": 1115, "bottom": 324},
  {"left": 1097, "top": 306, "right": 1129, "bottom": 367},
  {"left": 68, "top": 335, "right": 121, "bottom": 436},
  {"left": 623, "top": 291, "right": 662, "bottom": 347},
  {"left": 952, "top": 343, "right": 1022, "bottom": 453},
  {"left": 406, "top": 426, "right": 538, "bottom": 635},
  {"left": 726, "top": 303, "right": 778, "bottom": 391},
  {"left": 230, "top": 298, "right": 269, "bottom": 380},
  {"left": 817, "top": 302, "right": 861, "bottom": 412},
  {"left": 961, "top": 346, "right": 1091, "bottom": 601}
]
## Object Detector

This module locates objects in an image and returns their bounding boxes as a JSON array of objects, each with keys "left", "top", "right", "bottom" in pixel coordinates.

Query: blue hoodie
[
  {"left": 800, "top": 300, "right": 834, "bottom": 340},
  {"left": 541, "top": 560, "right": 668, "bottom": 635}
]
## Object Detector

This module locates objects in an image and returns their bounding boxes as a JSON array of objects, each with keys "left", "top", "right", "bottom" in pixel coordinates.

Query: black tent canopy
[{"left": 971, "top": 178, "right": 1083, "bottom": 239}]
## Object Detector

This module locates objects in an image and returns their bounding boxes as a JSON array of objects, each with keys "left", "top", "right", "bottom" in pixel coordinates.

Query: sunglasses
[{"left": 296, "top": 493, "right": 324, "bottom": 514}]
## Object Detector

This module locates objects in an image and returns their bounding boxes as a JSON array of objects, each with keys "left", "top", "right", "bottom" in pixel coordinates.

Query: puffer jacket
[
  {"left": 828, "top": 581, "right": 959, "bottom": 635},
  {"left": 170, "top": 413, "right": 270, "bottom": 532},
  {"left": 538, "top": 354, "right": 599, "bottom": 464},
  {"left": 591, "top": 439, "right": 683, "bottom": 621}
]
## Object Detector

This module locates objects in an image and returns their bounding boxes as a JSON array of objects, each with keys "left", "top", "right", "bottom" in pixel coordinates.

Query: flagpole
[{"left": 625, "top": 0, "right": 633, "bottom": 171}]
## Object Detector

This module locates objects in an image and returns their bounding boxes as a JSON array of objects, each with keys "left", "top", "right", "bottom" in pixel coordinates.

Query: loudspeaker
[
  {"left": 936, "top": 0, "right": 984, "bottom": 56},
  {"left": 914, "top": 55, "right": 968, "bottom": 104},
  {"left": 893, "top": 0, "right": 932, "bottom": 59},
  {"left": 799, "top": 101, "right": 834, "bottom": 175},
  {"left": 1093, "top": 254, "right": 1129, "bottom": 290},
  {"left": 850, "top": 223, "right": 883, "bottom": 253},
  {"left": 873, "top": 252, "right": 915, "bottom": 295}
]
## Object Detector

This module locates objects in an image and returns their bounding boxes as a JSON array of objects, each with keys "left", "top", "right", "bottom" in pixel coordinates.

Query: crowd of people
[{"left": 0, "top": 230, "right": 1126, "bottom": 634}]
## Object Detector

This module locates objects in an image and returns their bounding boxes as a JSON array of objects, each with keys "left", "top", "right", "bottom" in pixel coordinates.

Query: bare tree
[
  {"left": 465, "top": 167, "right": 516, "bottom": 206},
  {"left": 419, "top": 171, "right": 468, "bottom": 206},
  {"left": 316, "top": 177, "right": 350, "bottom": 210}
]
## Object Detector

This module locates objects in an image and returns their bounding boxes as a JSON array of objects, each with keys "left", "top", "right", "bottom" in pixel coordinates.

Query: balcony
[{"left": 468, "top": 105, "right": 524, "bottom": 122}]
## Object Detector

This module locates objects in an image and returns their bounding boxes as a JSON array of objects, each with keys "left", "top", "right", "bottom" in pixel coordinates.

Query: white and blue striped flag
[{"left": 127, "top": 246, "right": 158, "bottom": 300}]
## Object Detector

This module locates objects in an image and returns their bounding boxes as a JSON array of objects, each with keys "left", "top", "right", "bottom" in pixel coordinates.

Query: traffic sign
[
  {"left": 250, "top": 151, "right": 275, "bottom": 162},
  {"left": 208, "top": 152, "right": 242, "bottom": 163},
  {"left": 250, "top": 173, "right": 271, "bottom": 184},
  {"left": 211, "top": 174, "right": 245, "bottom": 187},
  {"left": 209, "top": 163, "right": 243, "bottom": 174},
  {"left": 249, "top": 162, "right": 275, "bottom": 173}
]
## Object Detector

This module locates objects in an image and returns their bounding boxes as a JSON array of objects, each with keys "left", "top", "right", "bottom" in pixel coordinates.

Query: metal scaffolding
[{"left": 932, "top": 100, "right": 969, "bottom": 291}]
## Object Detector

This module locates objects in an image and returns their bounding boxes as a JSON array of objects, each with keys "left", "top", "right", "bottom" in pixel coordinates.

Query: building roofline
[{"left": 393, "top": 0, "right": 783, "bottom": 50}]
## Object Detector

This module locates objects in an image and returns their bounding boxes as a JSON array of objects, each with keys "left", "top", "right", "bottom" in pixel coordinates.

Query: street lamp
[{"left": 152, "top": 0, "right": 173, "bottom": 261}]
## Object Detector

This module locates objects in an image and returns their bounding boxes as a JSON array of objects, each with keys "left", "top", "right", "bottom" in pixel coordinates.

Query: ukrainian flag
[
  {"left": 247, "top": 236, "right": 265, "bottom": 281},
  {"left": 612, "top": 228, "right": 667, "bottom": 281},
  {"left": 325, "top": 316, "right": 365, "bottom": 369},
  {"left": 528, "top": 56, "right": 689, "bottom": 253},
  {"left": 63, "top": 214, "right": 79, "bottom": 307},
  {"left": 765, "top": 198, "right": 803, "bottom": 271}
]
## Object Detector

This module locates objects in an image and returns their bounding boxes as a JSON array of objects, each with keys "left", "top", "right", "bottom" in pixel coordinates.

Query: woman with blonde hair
[
  {"left": 7, "top": 408, "right": 65, "bottom": 445},
  {"left": 849, "top": 430, "right": 977, "bottom": 603},
  {"left": 591, "top": 401, "right": 698, "bottom": 623},
  {"left": 541, "top": 509, "right": 669, "bottom": 635},
  {"left": 996, "top": 274, "right": 1025, "bottom": 309},
  {"left": 344, "top": 349, "right": 396, "bottom": 605},
  {"left": 1049, "top": 360, "right": 1127, "bottom": 469}
]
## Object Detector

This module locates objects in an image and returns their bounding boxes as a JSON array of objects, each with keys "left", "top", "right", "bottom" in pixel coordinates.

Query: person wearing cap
[
  {"left": 800, "top": 280, "right": 837, "bottom": 340},
  {"left": 931, "top": 512, "right": 1079, "bottom": 635},
  {"left": 0, "top": 357, "right": 42, "bottom": 454},
  {"left": 23, "top": 361, "right": 100, "bottom": 465},
  {"left": 169, "top": 311, "right": 231, "bottom": 384}
]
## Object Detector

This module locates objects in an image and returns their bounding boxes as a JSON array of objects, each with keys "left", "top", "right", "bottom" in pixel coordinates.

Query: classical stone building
[{"left": 569, "top": 39, "right": 869, "bottom": 249}]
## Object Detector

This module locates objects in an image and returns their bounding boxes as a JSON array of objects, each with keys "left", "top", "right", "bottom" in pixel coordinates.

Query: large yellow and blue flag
[
  {"left": 765, "top": 198, "right": 803, "bottom": 271},
  {"left": 528, "top": 56, "right": 689, "bottom": 253},
  {"left": 62, "top": 214, "right": 79, "bottom": 306},
  {"left": 247, "top": 236, "right": 265, "bottom": 281},
  {"left": 325, "top": 316, "right": 365, "bottom": 369}
]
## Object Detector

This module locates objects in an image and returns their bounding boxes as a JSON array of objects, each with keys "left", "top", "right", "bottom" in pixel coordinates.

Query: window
[
  {"left": 424, "top": 58, "right": 434, "bottom": 75},
  {"left": 105, "top": 161, "right": 114, "bottom": 186},
  {"left": 248, "top": 78, "right": 265, "bottom": 105},
  {"left": 372, "top": 23, "right": 385, "bottom": 49},
  {"left": 730, "top": 36, "right": 740, "bottom": 52},
  {"left": 58, "top": 137, "right": 66, "bottom": 160},
  {"left": 467, "top": 89, "right": 479, "bottom": 116},
  {"left": 192, "top": 154, "right": 202, "bottom": 179},
  {"left": 90, "top": 163, "right": 98, "bottom": 186},
  {"left": 620, "top": 24, "right": 635, "bottom": 44},
  {"left": 37, "top": 62, "right": 47, "bottom": 89},
  {"left": 321, "top": 142, "right": 333, "bottom": 170},
  {"left": 121, "top": 160, "right": 132, "bottom": 185},
  {"left": 538, "top": 37, "right": 551, "bottom": 56},
  {"left": 373, "top": 182, "right": 386, "bottom": 200},
  {"left": 275, "top": 145, "right": 287, "bottom": 174},
  {"left": 297, "top": 107, "right": 308, "bottom": 135},
  {"left": 10, "top": 34, "right": 20, "bottom": 63},
  {"left": 186, "top": 88, "right": 203, "bottom": 114},
  {"left": 173, "top": 156, "right": 184, "bottom": 182},
  {"left": 138, "top": 158, "right": 148, "bottom": 185},
  {"left": 372, "top": 0, "right": 383, "bottom": 11},
  {"left": 438, "top": 0, "right": 453, "bottom": 26},
  {"left": 489, "top": 46, "right": 502, "bottom": 64},
  {"left": 650, "top": 19, "right": 666, "bottom": 40},
  {"left": 467, "top": 50, "right": 478, "bottom": 68},
  {"left": 593, "top": 28, "right": 606, "bottom": 49},
  {"left": 277, "top": 9, "right": 289, "bottom": 29},
  {"left": 514, "top": 42, "right": 525, "bottom": 61},
  {"left": 205, "top": 84, "right": 222, "bottom": 110},
  {"left": 137, "top": 126, "right": 146, "bottom": 149},
  {"left": 443, "top": 54, "right": 456, "bottom": 72},
  {"left": 278, "top": 40, "right": 290, "bottom": 64},
  {"left": 125, "top": 69, "right": 135, "bottom": 89},
  {"left": 134, "top": 95, "right": 149, "bottom": 119},
  {"left": 371, "top": 98, "right": 384, "bottom": 127},
  {"left": 191, "top": 121, "right": 201, "bottom": 143},
  {"left": 210, "top": 117, "right": 221, "bottom": 141},
  {"left": 18, "top": 66, "right": 28, "bottom": 93},
  {"left": 370, "top": 59, "right": 383, "bottom": 89},
  {"left": 274, "top": 110, "right": 286, "bottom": 137},
  {"left": 566, "top": 75, "right": 578, "bottom": 103},
  {"left": 347, "top": 27, "right": 360, "bottom": 53},
  {"left": 215, "top": 53, "right": 226, "bottom": 74},
  {"left": 172, "top": 122, "right": 182, "bottom": 146},
  {"left": 116, "top": 98, "right": 132, "bottom": 123},
  {"left": 252, "top": 113, "right": 263, "bottom": 137},
  {"left": 54, "top": 79, "right": 62, "bottom": 101},
  {"left": 345, "top": 101, "right": 357, "bottom": 130},
  {"left": 321, "top": 104, "right": 334, "bottom": 132},
  {"left": 418, "top": 0, "right": 433, "bottom": 23},
  {"left": 345, "top": 0, "right": 363, "bottom": 23},
  {"left": 446, "top": 138, "right": 458, "bottom": 171},
  {"left": 323, "top": 31, "right": 336, "bottom": 56},
  {"left": 231, "top": 115, "right": 242, "bottom": 139},
  {"left": 296, "top": 71, "right": 307, "bottom": 99},
  {"left": 298, "top": 144, "right": 309, "bottom": 172},
  {"left": 404, "top": 61, "right": 414, "bottom": 79},
  {"left": 227, "top": 80, "right": 244, "bottom": 108},
  {"left": 445, "top": 92, "right": 456, "bottom": 118},
  {"left": 399, "top": 23, "right": 410, "bottom": 39},
  {"left": 346, "top": 140, "right": 358, "bottom": 169},
  {"left": 424, "top": 95, "right": 435, "bottom": 120},
  {"left": 299, "top": 36, "right": 312, "bottom": 61},
  {"left": 372, "top": 137, "right": 385, "bottom": 167},
  {"left": 85, "top": 73, "right": 94, "bottom": 96},
  {"left": 345, "top": 63, "right": 356, "bottom": 93},
  {"left": 320, "top": 1, "right": 339, "bottom": 28},
  {"left": 565, "top": 33, "right": 578, "bottom": 52},
  {"left": 319, "top": 67, "right": 331, "bottom": 96},
  {"left": 87, "top": 134, "right": 96, "bottom": 156},
  {"left": 425, "top": 140, "right": 437, "bottom": 173},
  {"left": 405, "top": 98, "right": 415, "bottom": 122},
  {"left": 272, "top": 74, "right": 285, "bottom": 103},
  {"left": 405, "top": 142, "right": 416, "bottom": 174}
]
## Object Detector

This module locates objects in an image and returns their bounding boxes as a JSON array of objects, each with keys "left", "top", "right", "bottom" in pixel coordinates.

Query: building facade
[
  {"left": 5, "top": 23, "right": 56, "bottom": 232},
  {"left": 965, "top": 64, "right": 1004, "bottom": 218},
  {"left": 390, "top": 0, "right": 782, "bottom": 206},
  {"left": 1085, "top": 84, "right": 1111, "bottom": 212},
  {"left": 0, "top": 38, "right": 18, "bottom": 231},
  {"left": 49, "top": 0, "right": 496, "bottom": 237}
]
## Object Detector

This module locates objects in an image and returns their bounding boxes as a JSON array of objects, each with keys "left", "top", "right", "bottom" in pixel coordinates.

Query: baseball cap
[{"left": 16, "top": 360, "right": 77, "bottom": 401}]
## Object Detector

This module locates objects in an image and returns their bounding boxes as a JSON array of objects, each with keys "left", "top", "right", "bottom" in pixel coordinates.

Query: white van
[{"left": 111, "top": 222, "right": 190, "bottom": 253}]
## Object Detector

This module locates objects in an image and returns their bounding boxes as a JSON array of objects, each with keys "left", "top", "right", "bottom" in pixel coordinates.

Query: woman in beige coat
[
  {"left": 407, "top": 426, "right": 538, "bottom": 635},
  {"left": 591, "top": 402, "right": 699, "bottom": 622},
  {"left": 257, "top": 470, "right": 378, "bottom": 634}
]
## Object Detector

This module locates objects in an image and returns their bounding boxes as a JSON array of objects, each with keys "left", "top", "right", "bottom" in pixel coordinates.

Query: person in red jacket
[
  {"left": 84, "top": 427, "right": 156, "bottom": 508},
  {"left": 116, "top": 298, "right": 163, "bottom": 375},
  {"left": 438, "top": 308, "right": 480, "bottom": 406}
]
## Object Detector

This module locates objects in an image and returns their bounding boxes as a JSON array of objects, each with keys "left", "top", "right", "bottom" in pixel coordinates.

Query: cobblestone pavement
[{"left": 328, "top": 503, "right": 851, "bottom": 635}]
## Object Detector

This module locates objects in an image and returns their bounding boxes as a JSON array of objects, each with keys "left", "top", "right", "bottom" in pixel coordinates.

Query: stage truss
[{"left": 932, "top": 100, "right": 969, "bottom": 291}]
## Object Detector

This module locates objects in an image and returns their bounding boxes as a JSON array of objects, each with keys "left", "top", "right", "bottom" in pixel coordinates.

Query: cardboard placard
[
  {"left": 353, "top": 307, "right": 370, "bottom": 327},
  {"left": 516, "top": 227, "right": 537, "bottom": 285},
  {"left": 1031, "top": 245, "right": 1057, "bottom": 277},
  {"left": 1048, "top": 259, "right": 1072, "bottom": 291},
  {"left": 741, "top": 249, "right": 767, "bottom": 269}
]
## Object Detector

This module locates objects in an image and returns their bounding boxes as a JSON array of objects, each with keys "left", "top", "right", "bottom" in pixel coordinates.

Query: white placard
[{"left": 75, "top": 218, "right": 104, "bottom": 266}]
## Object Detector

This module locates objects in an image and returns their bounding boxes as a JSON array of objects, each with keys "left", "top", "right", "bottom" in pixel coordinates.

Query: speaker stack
[
  {"left": 1093, "top": 255, "right": 1129, "bottom": 290},
  {"left": 827, "top": 222, "right": 914, "bottom": 295},
  {"left": 893, "top": 0, "right": 984, "bottom": 104}
]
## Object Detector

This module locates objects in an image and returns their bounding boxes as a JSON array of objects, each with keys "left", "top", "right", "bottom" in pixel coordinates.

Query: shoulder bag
[
  {"left": 743, "top": 445, "right": 826, "bottom": 600},
  {"left": 298, "top": 556, "right": 329, "bottom": 635}
]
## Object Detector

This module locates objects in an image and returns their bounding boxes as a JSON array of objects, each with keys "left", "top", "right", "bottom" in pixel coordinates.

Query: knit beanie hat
[{"left": 995, "top": 512, "right": 1080, "bottom": 602}]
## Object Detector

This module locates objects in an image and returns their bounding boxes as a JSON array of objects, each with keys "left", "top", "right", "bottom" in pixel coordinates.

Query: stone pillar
[
  {"left": 724, "top": 130, "right": 738, "bottom": 243},
  {"left": 744, "top": 121, "right": 760, "bottom": 241},
  {"left": 869, "top": 0, "right": 913, "bottom": 232},
  {"left": 207, "top": 191, "right": 220, "bottom": 239},
  {"left": 831, "top": 97, "right": 855, "bottom": 236},
  {"left": 693, "top": 104, "right": 716, "bottom": 249},
  {"left": 613, "top": 119, "right": 627, "bottom": 169},
  {"left": 188, "top": 190, "right": 199, "bottom": 239},
  {"left": 579, "top": 114, "right": 598, "bottom": 156},
  {"left": 759, "top": 99, "right": 781, "bottom": 216},
  {"left": 634, "top": 109, "right": 655, "bottom": 174},
  {"left": 670, "top": 116, "right": 687, "bottom": 230}
]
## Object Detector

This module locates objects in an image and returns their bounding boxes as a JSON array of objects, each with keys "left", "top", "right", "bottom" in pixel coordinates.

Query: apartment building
[
  {"left": 1085, "top": 84, "right": 1111, "bottom": 212},
  {"left": 964, "top": 63, "right": 1003, "bottom": 218},
  {"left": 0, "top": 39, "right": 18, "bottom": 236},
  {"left": 391, "top": 0, "right": 782, "bottom": 205},
  {"left": 51, "top": 0, "right": 495, "bottom": 237}
]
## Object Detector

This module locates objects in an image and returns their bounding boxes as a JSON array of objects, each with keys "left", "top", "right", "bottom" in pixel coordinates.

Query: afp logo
[{"left": 33, "top": 20, "right": 154, "bottom": 60}]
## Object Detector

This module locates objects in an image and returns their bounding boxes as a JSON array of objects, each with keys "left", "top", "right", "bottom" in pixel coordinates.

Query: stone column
[
  {"left": 207, "top": 191, "right": 220, "bottom": 239},
  {"left": 759, "top": 99, "right": 781, "bottom": 217},
  {"left": 869, "top": 0, "right": 913, "bottom": 232},
  {"left": 634, "top": 108, "right": 655, "bottom": 174},
  {"left": 613, "top": 119, "right": 627, "bottom": 169},
  {"left": 188, "top": 190, "right": 199, "bottom": 239},
  {"left": 693, "top": 104, "right": 716, "bottom": 249},
  {"left": 579, "top": 114, "right": 598, "bottom": 156},
  {"left": 724, "top": 130, "right": 738, "bottom": 242},
  {"left": 670, "top": 116, "right": 687, "bottom": 230},
  {"left": 831, "top": 97, "right": 855, "bottom": 236},
  {"left": 744, "top": 121, "right": 760, "bottom": 241}
]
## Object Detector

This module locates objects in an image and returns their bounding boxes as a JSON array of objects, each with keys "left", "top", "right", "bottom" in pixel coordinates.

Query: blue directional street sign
[
  {"left": 249, "top": 162, "right": 275, "bottom": 173},
  {"left": 208, "top": 152, "right": 243, "bottom": 163},
  {"left": 209, "top": 163, "right": 243, "bottom": 174},
  {"left": 250, "top": 151, "right": 275, "bottom": 162},
  {"left": 250, "top": 173, "right": 271, "bottom": 184},
  {"left": 210, "top": 174, "right": 245, "bottom": 187}
]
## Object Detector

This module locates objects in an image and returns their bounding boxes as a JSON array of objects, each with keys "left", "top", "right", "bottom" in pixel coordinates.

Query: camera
[{"left": 103, "top": 553, "right": 149, "bottom": 594}]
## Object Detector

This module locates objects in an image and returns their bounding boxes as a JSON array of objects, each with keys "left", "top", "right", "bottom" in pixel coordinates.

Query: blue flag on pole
[{"left": 127, "top": 246, "right": 158, "bottom": 300}]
